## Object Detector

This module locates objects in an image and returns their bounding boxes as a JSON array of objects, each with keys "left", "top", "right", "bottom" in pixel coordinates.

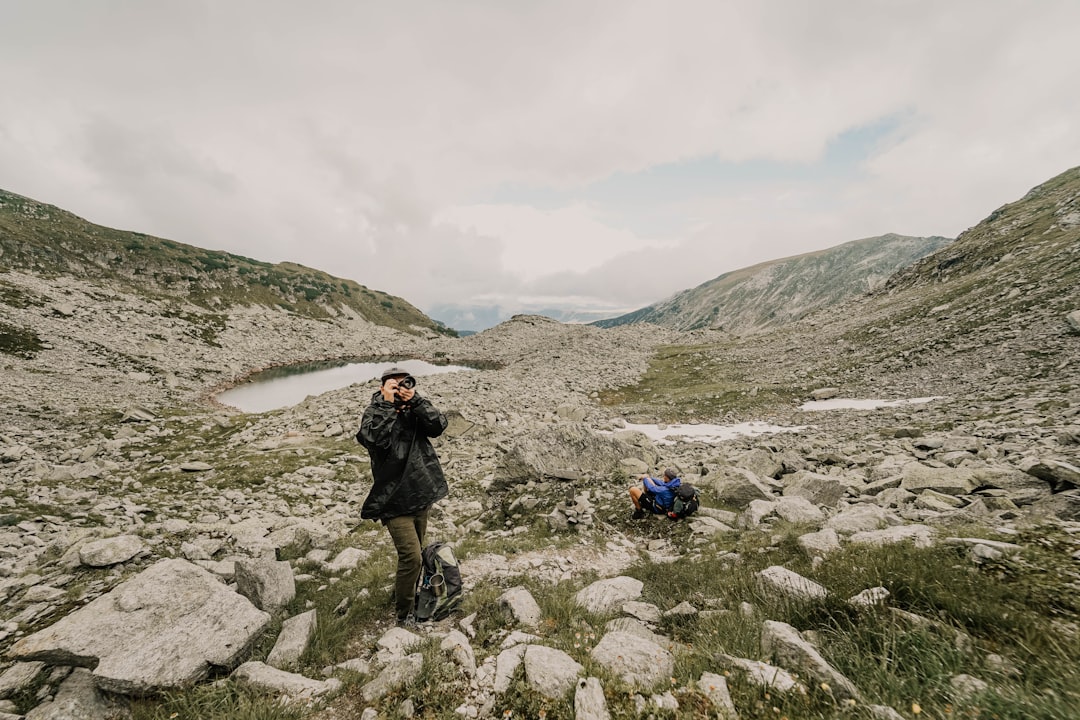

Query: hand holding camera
[
  {"left": 394, "top": 375, "right": 416, "bottom": 403},
  {"left": 381, "top": 374, "right": 417, "bottom": 407}
]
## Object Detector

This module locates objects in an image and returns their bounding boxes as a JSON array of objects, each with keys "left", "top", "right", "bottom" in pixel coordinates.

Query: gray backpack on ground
[{"left": 414, "top": 542, "right": 463, "bottom": 621}]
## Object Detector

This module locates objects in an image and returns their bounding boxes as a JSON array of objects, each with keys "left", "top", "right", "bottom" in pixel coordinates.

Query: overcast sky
[{"left": 2, "top": 1, "right": 1078, "bottom": 330}]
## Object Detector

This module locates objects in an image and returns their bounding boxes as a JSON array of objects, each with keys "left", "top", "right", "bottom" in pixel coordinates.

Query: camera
[{"left": 397, "top": 375, "right": 416, "bottom": 390}]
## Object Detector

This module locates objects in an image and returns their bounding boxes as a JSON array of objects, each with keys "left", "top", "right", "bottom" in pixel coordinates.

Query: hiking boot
[
  {"left": 631, "top": 508, "right": 646, "bottom": 520},
  {"left": 396, "top": 613, "right": 417, "bottom": 629}
]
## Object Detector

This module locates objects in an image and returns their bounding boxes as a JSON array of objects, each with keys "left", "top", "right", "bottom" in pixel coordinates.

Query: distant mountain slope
[
  {"left": 0, "top": 188, "right": 452, "bottom": 335},
  {"left": 883, "top": 166, "right": 1080, "bottom": 296},
  {"left": 791, "top": 165, "right": 1080, "bottom": 400},
  {"left": 593, "top": 233, "right": 951, "bottom": 333}
]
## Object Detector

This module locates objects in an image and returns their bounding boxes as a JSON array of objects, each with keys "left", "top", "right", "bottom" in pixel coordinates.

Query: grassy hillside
[
  {"left": 883, "top": 167, "right": 1080, "bottom": 299},
  {"left": 0, "top": 188, "right": 454, "bottom": 336},
  {"left": 598, "top": 166, "right": 1080, "bottom": 421},
  {"left": 594, "top": 234, "right": 951, "bottom": 333}
]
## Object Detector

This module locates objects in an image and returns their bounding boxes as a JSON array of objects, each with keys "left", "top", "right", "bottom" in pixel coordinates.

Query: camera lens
[{"left": 398, "top": 375, "right": 416, "bottom": 390}]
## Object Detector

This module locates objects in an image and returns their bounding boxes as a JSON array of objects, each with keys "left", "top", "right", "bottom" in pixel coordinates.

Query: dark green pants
[{"left": 383, "top": 507, "right": 430, "bottom": 618}]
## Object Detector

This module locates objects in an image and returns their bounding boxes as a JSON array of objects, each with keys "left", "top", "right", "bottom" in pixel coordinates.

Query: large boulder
[
  {"left": 8, "top": 559, "right": 270, "bottom": 695},
  {"left": 523, "top": 645, "right": 584, "bottom": 699},
  {"left": 782, "top": 471, "right": 854, "bottom": 508},
  {"left": 825, "top": 504, "right": 897, "bottom": 534},
  {"left": 575, "top": 577, "right": 643, "bottom": 614},
  {"left": 755, "top": 566, "right": 828, "bottom": 602},
  {"left": 1018, "top": 457, "right": 1080, "bottom": 492},
  {"left": 760, "top": 620, "right": 862, "bottom": 701},
  {"left": 498, "top": 423, "right": 642, "bottom": 482},
  {"left": 734, "top": 448, "right": 784, "bottom": 480},
  {"left": 78, "top": 535, "right": 146, "bottom": 568},
  {"left": 233, "top": 661, "right": 341, "bottom": 703},
  {"left": 234, "top": 558, "right": 296, "bottom": 612},
  {"left": 774, "top": 496, "right": 825, "bottom": 524},
  {"left": 709, "top": 467, "right": 777, "bottom": 508},
  {"left": 590, "top": 631, "right": 674, "bottom": 688},
  {"left": 1025, "top": 490, "right": 1080, "bottom": 521},
  {"left": 24, "top": 668, "right": 129, "bottom": 720},
  {"left": 899, "top": 464, "right": 978, "bottom": 496},
  {"left": 970, "top": 467, "right": 1050, "bottom": 505}
]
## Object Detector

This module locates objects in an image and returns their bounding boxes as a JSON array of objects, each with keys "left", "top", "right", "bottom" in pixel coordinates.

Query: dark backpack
[
  {"left": 667, "top": 484, "right": 700, "bottom": 520},
  {"left": 414, "top": 542, "right": 463, "bottom": 621}
]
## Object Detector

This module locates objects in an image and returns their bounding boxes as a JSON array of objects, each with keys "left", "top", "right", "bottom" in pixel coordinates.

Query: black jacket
[{"left": 356, "top": 390, "right": 449, "bottom": 520}]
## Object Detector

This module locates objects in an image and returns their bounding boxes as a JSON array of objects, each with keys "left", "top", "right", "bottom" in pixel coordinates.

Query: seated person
[{"left": 629, "top": 468, "right": 681, "bottom": 519}]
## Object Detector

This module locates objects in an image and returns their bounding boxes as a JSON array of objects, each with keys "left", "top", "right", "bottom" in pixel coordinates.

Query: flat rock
[
  {"left": 78, "top": 535, "right": 146, "bottom": 567},
  {"left": 590, "top": 631, "right": 674, "bottom": 688},
  {"left": 755, "top": 566, "right": 828, "bottom": 602},
  {"left": 575, "top": 576, "right": 643, "bottom": 613},
  {"left": 899, "top": 464, "right": 978, "bottom": 495},
  {"left": 499, "top": 586, "right": 543, "bottom": 629},
  {"left": 523, "top": 644, "right": 583, "bottom": 699},
  {"left": 266, "top": 610, "right": 317, "bottom": 670},
  {"left": 24, "top": 667, "right": 128, "bottom": 720},
  {"left": 825, "top": 504, "right": 895, "bottom": 534},
  {"left": 0, "top": 661, "right": 46, "bottom": 700},
  {"left": 232, "top": 661, "right": 341, "bottom": 702},
  {"left": 234, "top": 558, "right": 296, "bottom": 612},
  {"left": 761, "top": 620, "right": 862, "bottom": 701},
  {"left": 1019, "top": 457, "right": 1080, "bottom": 492},
  {"left": 697, "top": 672, "right": 738, "bottom": 718},
  {"left": 849, "top": 525, "right": 934, "bottom": 548},
  {"left": 9, "top": 559, "right": 270, "bottom": 695},
  {"left": 797, "top": 528, "right": 841, "bottom": 557},
  {"left": 716, "top": 653, "right": 807, "bottom": 694},
  {"left": 361, "top": 653, "right": 423, "bottom": 702},
  {"left": 574, "top": 677, "right": 610, "bottom": 720}
]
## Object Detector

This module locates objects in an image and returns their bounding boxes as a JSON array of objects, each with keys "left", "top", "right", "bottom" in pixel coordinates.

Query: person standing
[{"left": 356, "top": 366, "right": 449, "bottom": 626}]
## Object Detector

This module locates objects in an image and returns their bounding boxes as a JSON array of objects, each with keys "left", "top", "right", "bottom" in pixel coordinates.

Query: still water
[{"left": 215, "top": 359, "right": 474, "bottom": 413}]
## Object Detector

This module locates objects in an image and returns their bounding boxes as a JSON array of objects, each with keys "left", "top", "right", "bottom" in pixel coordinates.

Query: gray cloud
[{"left": 1, "top": 1, "right": 1078, "bottom": 331}]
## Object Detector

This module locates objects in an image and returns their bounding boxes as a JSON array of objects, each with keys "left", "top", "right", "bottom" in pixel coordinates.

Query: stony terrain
[{"left": 0, "top": 168, "right": 1078, "bottom": 719}]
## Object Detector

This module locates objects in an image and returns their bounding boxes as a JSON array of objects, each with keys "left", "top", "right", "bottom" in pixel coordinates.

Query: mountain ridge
[
  {"left": 593, "top": 232, "right": 952, "bottom": 333},
  {"left": 0, "top": 169, "right": 1077, "bottom": 719},
  {"left": 0, "top": 187, "right": 452, "bottom": 336}
]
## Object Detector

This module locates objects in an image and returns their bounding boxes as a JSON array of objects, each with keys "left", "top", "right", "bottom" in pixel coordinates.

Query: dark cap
[
  {"left": 663, "top": 468, "right": 679, "bottom": 480},
  {"left": 380, "top": 366, "right": 410, "bottom": 382}
]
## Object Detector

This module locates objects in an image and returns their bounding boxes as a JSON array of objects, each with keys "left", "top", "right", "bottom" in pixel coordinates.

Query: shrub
[{"left": 0, "top": 322, "right": 44, "bottom": 358}]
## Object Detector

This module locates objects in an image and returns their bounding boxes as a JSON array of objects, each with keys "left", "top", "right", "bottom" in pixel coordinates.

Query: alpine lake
[{"left": 214, "top": 359, "right": 476, "bottom": 413}]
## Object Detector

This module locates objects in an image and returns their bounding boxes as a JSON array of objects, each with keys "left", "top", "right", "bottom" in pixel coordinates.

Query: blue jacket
[{"left": 642, "top": 474, "right": 681, "bottom": 512}]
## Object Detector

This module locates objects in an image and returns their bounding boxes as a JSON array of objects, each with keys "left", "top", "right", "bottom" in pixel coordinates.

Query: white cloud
[
  {"left": 434, "top": 203, "right": 675, "bottom": 281},
  {"left": 0, "top": 0, "right": 1078, "bottom": 331}
]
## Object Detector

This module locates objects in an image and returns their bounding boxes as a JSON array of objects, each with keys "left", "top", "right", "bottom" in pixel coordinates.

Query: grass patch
[
  {"left": 0, "top": 280, "right": 44, "bottom": 308},
  {"left": 161, "top": 307, "right": 227, "bottom": 347},
  {"left": 611, "top": 527, "right": 1080, "bottom": 720},
  {"left": 0, "top": 321, "right": 44, "bottom": 358},
  {"left": 28, "top": 517, "right": 1080, "bottom": 719},
  {"left": 129, "top": 684, "right": 305, "bottom": 720},
  {"left": 598, "top": 343, "right": 805, "bottom": 421}
]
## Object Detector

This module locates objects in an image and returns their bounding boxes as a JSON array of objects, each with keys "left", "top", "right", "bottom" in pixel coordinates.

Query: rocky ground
[{"left": 1, "top": 265, "right": 1079, "bottom": 719}]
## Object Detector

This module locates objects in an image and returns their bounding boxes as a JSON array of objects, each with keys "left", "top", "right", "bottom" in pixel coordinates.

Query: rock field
[{"left": 1, "top": 262, "right": 1078, "bottom": 718}]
